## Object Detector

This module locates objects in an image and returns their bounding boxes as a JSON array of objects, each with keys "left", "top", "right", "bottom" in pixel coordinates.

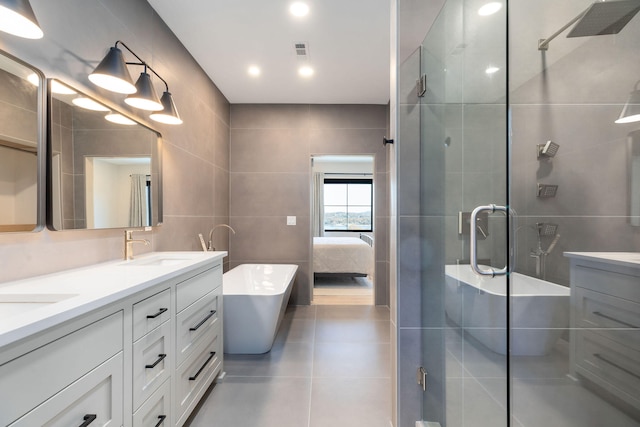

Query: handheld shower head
[{"left": 537, "top": 141, "right": 560, "bottom": 158}]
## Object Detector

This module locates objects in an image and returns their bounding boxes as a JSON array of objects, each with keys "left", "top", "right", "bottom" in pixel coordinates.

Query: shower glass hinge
[
  {"left": 417, "top": 74, "right": 427, "bottom": 97},
  {"left": 417, "top": 366, "right": 427, "bottom": 391}
]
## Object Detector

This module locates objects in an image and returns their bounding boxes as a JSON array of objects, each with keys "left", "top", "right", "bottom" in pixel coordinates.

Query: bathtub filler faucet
[
  {"left": 530, "top": 229, "right": 560, "bottom": 279},
  {"left": 207, "top": 224, "right": 236, "bottom": 251},
  {"left": 124, "top": 229, "right": 150, "bottom": 260}
]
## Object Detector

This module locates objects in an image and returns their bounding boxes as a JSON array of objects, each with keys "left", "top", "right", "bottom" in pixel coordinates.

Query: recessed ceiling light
[
  {"left": 478, "top": 2, "right": 502, "bottom": 16},
  {"left": 248, "top": 66, "right": 261, "bottom": 77},
  {"left": 298, "top": 66, "right": 314, "bottom": 77},
  {"left": 290, "top": 2, "right": 309, "bottom": 17},
  {"left": 485, "top": 66, "right": 500, "bottom": 74}
]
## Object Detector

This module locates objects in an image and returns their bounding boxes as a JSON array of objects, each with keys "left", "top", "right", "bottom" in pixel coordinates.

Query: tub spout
[{"left": 207, "top": 224, "right": 236, "bottom": 251}]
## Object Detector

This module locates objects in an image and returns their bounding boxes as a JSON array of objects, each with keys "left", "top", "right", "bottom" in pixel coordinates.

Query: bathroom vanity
[
  {"left": 0, "top": 251, "right": 225, "bottom": 427},
  {"left": 565, "top": 252, "right": 640, "bottom": 412}
]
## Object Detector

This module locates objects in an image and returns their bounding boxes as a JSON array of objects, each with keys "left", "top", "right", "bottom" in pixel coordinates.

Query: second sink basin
[{"left": 0, "top": 293, "right": 79, "bottom": 321}]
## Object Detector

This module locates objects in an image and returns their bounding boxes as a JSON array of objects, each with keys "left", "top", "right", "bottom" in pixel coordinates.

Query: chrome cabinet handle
[
  {"left": 190, "top": 310, "right": 216, "bottom": 331},
  {"left": 470, "top": 204, "right": 508, "bottom": 277},
  {"left": 189, "top": 351, "right": 216, "bottom": 381},
  {"left": 145, "top": 353, "right": 167, "bottom": 369},
  {"left": 79, "top": 414, "right": 97, "bottom": 427},
  {"left": 154, "top": 415, "right": 167, "bottom": 427},
  {"left": 147, "top": 308, "right": 168, "bottom": 319}
]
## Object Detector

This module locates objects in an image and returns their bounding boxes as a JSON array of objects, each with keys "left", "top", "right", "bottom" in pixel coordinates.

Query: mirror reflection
[
  {"left": 48, "top": 80, "right": 162, "bottom": 230},
  {"left": 0, "top": 51, "right": 41, "bottom": 233}
]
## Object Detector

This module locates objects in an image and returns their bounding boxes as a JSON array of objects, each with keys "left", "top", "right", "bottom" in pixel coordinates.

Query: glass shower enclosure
[{"left": 398, "top": 0, "right": 640, "bottom": 426}]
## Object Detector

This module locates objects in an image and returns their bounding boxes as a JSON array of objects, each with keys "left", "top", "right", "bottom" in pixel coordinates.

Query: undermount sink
[
  {"left": 0, "top": 293, "right": 79, "bottom": 321},
  {"left": 121, "top": 253, "right": 204, "bottom": 267}
]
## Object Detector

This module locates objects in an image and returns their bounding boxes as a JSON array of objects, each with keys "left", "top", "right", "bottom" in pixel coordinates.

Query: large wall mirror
[
  {"left": 48, "top": 80, "right": 162, "bottom": 230},
  {"left": 0, "top": 51, "right": 44, "bottom": 233}
]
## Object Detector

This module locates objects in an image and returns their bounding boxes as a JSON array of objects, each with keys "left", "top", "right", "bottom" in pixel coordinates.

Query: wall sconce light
[
  {"left": 616, "top": 81, "right": 640, "bottom": 124},
  {"left": 89, "top": 40, "right": 182, "bottom": 125},
  {"left": 0, "top": 0, "right": 43, "bottom": 39}
]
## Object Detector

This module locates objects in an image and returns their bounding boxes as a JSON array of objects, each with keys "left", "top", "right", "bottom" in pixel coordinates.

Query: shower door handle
[{"left": 470, "top": 204, "right": 508, "bottom": 277}]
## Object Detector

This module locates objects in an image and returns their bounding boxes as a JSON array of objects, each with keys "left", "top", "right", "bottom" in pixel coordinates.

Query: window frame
[{"left": 323, "top": 177, "right": 373, "bottom": 232}]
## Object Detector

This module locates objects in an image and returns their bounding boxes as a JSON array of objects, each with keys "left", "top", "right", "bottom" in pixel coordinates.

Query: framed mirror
[
  {"left": 0, "top": 51, "right": 45, "bottom": 233},
  {"left": 47, "top": 79, "right": 163, "bottom": 230}
]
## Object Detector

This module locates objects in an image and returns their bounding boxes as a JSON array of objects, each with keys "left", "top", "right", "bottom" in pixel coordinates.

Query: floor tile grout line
[{"left": 307, "top": 305, "right": 318, "bottom": 427}]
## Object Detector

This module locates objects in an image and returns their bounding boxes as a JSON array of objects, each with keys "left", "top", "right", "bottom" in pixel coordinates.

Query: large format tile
[
  {"left": 315, "top": 304, "right": 390, "bottom": 321},
  {"left": 315, "top": 318, "right": 390, "bottom": 343},
  {"left": 187, "top": 377, "right": 311, "bottom": 427},
  {"left": 309, "top": 378, "right": 391, "bottom": 427},
  {"left": 313, "top": 342, "right": 390, "bottom": 378},
  {"left": 223, "top": 340, "right": 314, "bottom": 377}
]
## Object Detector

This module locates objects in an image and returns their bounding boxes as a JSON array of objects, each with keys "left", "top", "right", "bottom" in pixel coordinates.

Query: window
[{"left": 323, "top": 178, "right": 372, "bottom": 231}]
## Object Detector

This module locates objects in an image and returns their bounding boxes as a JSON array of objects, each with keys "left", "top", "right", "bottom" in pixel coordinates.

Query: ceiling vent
[{"left": 294, "top": 42, "right": 309, "bottom": 58}]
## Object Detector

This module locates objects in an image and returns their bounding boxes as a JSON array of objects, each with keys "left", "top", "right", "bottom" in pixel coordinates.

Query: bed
[{"left": 313, "top": 234, "right": 374, "bottom": 277}]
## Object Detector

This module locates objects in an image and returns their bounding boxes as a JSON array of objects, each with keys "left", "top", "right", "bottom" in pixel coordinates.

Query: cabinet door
[
  {"left": 9, "top": 353, "right": 123, "bottom": 427},
  {"left": 133, "top": 378, "right": 171, "bottom": 427},
  {"left": 133, "top": 321, "right": 172, "bottom": 410},
  {"left": 176, "top": 287, "right": 221, "bottom": 366},
  {"left": 133, "top": 288, "right": 171, "bottom": 341},
  {"left": 176, "top": 264, "right": 222, "bottom": 312}
]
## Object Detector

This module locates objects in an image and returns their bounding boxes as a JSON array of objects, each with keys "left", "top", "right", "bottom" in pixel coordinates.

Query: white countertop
[
  {"left": 0, "top": 251, "right": 227, "bottom": 349},
  {"left": 563, "top": 252, "right": 640, "bottom": 269}
]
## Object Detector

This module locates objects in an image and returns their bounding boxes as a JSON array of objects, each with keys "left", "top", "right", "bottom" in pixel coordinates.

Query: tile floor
[{"left": 185, "top": 304, "right": 392, "bottom": 427}]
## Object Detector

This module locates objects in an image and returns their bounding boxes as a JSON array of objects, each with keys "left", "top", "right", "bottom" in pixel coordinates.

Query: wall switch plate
[{"left": 287, "top": 216, "right": 296, "bottom": 225}]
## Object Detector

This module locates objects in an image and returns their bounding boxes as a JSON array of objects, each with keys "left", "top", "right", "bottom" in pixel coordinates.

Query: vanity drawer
[
  {"left": 176, "top": 287, "right": 221, "bottom": 365},
  {"left": 133, "top": 378, "right": 171, "bottom": 427},
  {"left": 575, "top": 287, "right": 640, "bottom": 351},
  {"left": 9, "top": 352, "right": 123, "bottom": 427},
  {"left": 0, "top": 311, "right": 123, "bottom": 426},
  {"left": 573, "top": 264, "right": 640, "bottom": 303},
  {"left": 575, "top": 330, "right": 640, "bottom": 408},
  {"left": 176, "top": 264, "right": 222, "bottom": 313},
  {"left": 175, "top": 328, "right": 221, "bottom": 426},
  {"left": 133, "top": 320, "right": 172, "bottom": 410},
  {"left": 133, "top": 288, "right": 171, "bottom": 341}
]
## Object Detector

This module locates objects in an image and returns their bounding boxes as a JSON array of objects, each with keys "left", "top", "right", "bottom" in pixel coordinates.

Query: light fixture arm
[{"left": 114, "top": 40, "right": 170, "bottom": 91}]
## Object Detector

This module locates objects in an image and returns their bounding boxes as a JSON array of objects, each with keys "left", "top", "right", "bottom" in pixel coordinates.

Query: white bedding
[{"left": 313, "top": 237, "right": 374, "bottom": 277}]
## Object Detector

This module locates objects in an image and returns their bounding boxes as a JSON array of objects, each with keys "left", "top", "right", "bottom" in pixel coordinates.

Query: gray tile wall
[
  {"left": 229, "top": 104, "right": 390, "bottom": 306},
  {"left": 509, "top": 0, "right": 640, "bottom": 285},
  {"left": 0, "top": 0, "right": 230, "bottom": 282}
]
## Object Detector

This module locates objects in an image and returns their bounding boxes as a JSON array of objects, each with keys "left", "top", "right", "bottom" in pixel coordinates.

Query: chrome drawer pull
[
  {"left": 189, "top": 310, "right": 217, "bottom": 331},
  {"left": 593, "top": 353, "right": 640, "bottom": 381},
  {"left": 79, "top": 414, "right": 97, "bottom": 427},
  {"left": 189, "top": 351, "right": 216, "bottom": 381},
  {"left": 145, "top": 353, "right": 167, "bottom": 369},
  {"left": 593, "top": 311, "right": 639, "bottom": 329},
  {"left": 154, "top": 415, "right": 167, "bottom": 427},
  {"left": 147, "top": 308, "right": 168, "bottom": 319}
]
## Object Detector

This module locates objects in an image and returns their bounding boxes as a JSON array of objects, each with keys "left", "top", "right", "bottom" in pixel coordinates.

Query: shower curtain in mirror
[
  {"left": 312, "top": 172, "right": 325, "bottom": 237},
  {"left": 129, "top": 174, "right": 147, "bottom": 227}
]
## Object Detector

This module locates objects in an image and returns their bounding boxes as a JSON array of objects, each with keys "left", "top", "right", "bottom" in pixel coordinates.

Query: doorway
[{"left": 311, "top": 155, "right": 375, "bottom": 305}]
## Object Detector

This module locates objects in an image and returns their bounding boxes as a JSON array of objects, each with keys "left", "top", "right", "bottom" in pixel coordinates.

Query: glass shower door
[{"left": 418, "top": 0, "right": 509, "bottom": 425}]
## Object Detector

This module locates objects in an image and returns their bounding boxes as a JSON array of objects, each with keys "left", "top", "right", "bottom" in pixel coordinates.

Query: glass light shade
[
  {"left": 150, "top": 91, "right": 183, "bottom": 125},
  {"left": 615, "top": 89, "right": 640, "bottom": 124},
  {"left": 125, "top": 72, "right": 162, "bottom": 111},
  {"left": 88, "top": 47, "right": 136, "bottom": 94},
  {"left": 72, "top": 96, "right": 110, "bottom": 111},
  {"left": 105, "top": 113, "right": 136, "bottom": 125},
  {"left": 0, "top": 0, "right": 43, "bottom": 39}
]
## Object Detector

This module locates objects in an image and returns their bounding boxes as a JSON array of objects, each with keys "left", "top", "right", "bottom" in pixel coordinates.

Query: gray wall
[
  {"left": 229, "top": 104, "right": 390, "bottom": 306},
  {"left": 0, "top": 0, "right": 230, "bottom": 283},
  {"left": 510, "top": 0, "right": 640, "bottom": 285}
]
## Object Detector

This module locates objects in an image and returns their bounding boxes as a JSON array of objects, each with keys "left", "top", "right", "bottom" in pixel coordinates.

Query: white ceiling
[{"left": 148, "top": 0, "right": 393, "bottom": 104}]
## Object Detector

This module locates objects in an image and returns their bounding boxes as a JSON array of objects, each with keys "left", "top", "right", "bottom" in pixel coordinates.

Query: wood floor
[{"left": 312, "top": 275, "right": 374, "bottom": 305}]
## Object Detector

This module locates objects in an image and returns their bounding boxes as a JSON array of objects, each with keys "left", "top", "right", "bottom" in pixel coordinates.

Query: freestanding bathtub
[
  {"left": 223, "top": 264, "right": 298, "bottom": 354},
  {"left": 444, "top": 264, "right": 570, "bottom": 356}
]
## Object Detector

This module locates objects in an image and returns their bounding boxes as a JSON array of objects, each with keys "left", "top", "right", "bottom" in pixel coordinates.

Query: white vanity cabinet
[
  {"left": 0, "top": 251, "right": 226, "bottom": 427},
  {"left": 566, "top": 253, "right": 640, "bottom": 411},
  {"left": 0, "top": 311, "right": 124, "bottom": 427}
]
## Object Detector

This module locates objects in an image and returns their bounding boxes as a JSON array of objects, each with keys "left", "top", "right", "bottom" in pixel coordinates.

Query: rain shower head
[
  {"left": 537, "top": 141, "right": 560, "bottom": 159},
  {"left": 539, "top": 0, "right": 640, "bottom": 50},
  {"left": 537, "top": 183, "right": 559, "bottom": 198},
  {"left": 536, "top": 223, "right": 559, "bottom": 237},
  {"left": 568, "top": 1, "right": 640, "bottom": 38}
]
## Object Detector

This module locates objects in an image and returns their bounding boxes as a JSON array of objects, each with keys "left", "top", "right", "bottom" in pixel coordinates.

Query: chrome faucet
[
  {"left": 124, "top": 229, "right": 150, "bottom": 260},
  {"left": 207, "top": 224, "right": 236, "bottom": 251}
]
